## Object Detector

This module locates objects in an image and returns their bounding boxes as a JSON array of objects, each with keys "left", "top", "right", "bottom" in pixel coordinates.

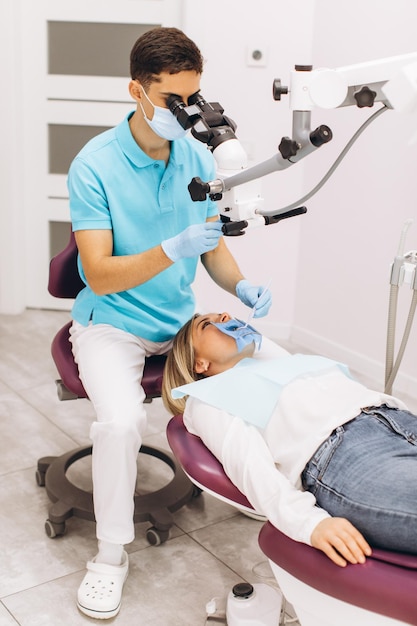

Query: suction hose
[
  {"left": 384, "top": 219, "right": 415, "bottom": 395},
  {"left": 385, "top": 284, "right": 398, "bottom": 391},
  {"left": 384, "top": 290, "right": 417, "bottom": 395}
]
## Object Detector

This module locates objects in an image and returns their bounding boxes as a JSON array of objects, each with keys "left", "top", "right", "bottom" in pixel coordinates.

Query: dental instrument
[{"left": 244, "top": 279, "right": 272, "bottom": 327}]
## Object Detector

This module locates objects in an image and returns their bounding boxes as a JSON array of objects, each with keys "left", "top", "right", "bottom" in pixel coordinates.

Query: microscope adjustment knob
[
  {"left": 188, "top": 177, "right": 210, "bottom": 201},
  {"left": 272, "top": 79, "right": 289, "bottom": 101},
  {"left": 354, "top": 86, "right": 377, "bottom": 108},
  {"left": 279, "top": 136, "right": 299, "bottom": 160},
  {"left": 310, "top": 124, "right": 333, "bottom": 147}
]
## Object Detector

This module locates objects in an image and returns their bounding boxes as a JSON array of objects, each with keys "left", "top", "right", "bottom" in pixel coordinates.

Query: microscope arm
[
  {"left": 189, "top": 51, "right": 417, "bottom": 220},
  {"left": 203, "top": 104, "right": 387, "bottom": 218},
  {"left": 215, "top": 129, "right": 328, "bottom": 189},
  {"left": 289, "top": 51, "right": 417, "bottom": 112},
  {"left": 194, "top": 116, "right": 331, "bottom": 206}
]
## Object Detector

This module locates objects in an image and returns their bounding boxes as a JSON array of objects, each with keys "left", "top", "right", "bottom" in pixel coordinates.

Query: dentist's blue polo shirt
[{"left": 68, "top": 111, "right": 218, "bottom": 341}]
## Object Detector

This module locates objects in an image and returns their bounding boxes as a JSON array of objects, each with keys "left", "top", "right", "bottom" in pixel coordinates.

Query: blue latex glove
[
  {"left": 161, "top": 222, "right": 223, "bottom": 262},
  {"left": 236, "top": 279, "right": 272, "bottom": 318}
]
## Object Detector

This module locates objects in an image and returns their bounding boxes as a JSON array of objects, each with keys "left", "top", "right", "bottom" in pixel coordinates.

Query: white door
[{"left": 17, "top": 0, "right": 182, "bottom": 311}]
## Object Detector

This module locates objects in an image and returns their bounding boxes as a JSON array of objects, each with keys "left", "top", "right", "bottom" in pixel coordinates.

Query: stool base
[{"left": 36, "top": 444, "right": 196, "bottom": 544}]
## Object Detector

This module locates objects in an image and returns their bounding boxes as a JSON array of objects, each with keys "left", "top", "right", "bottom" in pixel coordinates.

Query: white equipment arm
[{"left": 190, "top": 52, "right": 417, "bottom": 228}]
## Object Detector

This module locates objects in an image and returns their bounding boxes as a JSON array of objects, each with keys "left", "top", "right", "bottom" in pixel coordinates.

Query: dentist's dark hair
[{"left": 130, "top": 27, "right": 204, "bottom": 89}]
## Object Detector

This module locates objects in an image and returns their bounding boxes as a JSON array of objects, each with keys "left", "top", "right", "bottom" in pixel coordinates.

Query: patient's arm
[
  {"left": 184, "top": 396, "right": 330, "bottom": 545},
  {"left": 311, "top": 517, "right": 372, "bottom": 567},
  {"left": 183, "top": 396, "right": 374, "bottom": 565}
]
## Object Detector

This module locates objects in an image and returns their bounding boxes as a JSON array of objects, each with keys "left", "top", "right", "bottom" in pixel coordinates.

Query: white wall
[
  {"left": 187, "top": 0, "right": 417, "bottom": 398},
  {"left": 0, "top": 0, "right": 26, "bottom": 314},
  {"left": 184, "top": 0, "right": 316, "bottom": 339},
  {"left": 293, "top": 0, "right": 417, "bottom": 396}
]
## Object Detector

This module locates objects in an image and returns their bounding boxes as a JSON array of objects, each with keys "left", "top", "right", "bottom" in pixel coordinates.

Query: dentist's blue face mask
[
  {"left": 210, "top": 319, "right": 262, "bottom": 353},
  {"left": 139, "top": 87, "right": 189, "bottom": 141}
]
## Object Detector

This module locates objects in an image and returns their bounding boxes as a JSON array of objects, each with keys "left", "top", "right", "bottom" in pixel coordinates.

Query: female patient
[{"left": 162, "top": 312, "right": 417, "bottom": 567}]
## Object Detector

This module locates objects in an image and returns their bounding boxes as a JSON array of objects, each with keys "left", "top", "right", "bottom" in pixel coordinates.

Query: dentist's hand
[
  {"left": 311, "top": 517, "right": 372, "bottom": 567},
  {"left": 236, "top": 279, "right": 272, "bottom": 318},
  {"left": 162, "top": 222, "right": 223, "bottom": 262}
]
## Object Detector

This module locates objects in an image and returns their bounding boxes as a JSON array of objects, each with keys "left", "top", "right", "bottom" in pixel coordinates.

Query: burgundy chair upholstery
[
  {"left": 167, "top": 413, "right": 253, "bottom": 509},
  {"left": 51, "top": 321, "right": 167, "bottom": 402},
  {"left": 167, "top": 414, "right": 417, "bottom": 625},
  {"left": 37, "top": 232, "right": 194, "bottom": 543},
  {"left": 259, "top": 521, "right": 417, "bottom": 625},
  {"left": 48, "top": 231, "right": 85, "bottom": 299},
  {"left": 47, "top": 231, "right": 168, "bottom": 402}
]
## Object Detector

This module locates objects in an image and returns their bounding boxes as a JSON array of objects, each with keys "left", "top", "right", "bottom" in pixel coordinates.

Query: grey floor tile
[
  {"left": 0, "top": 603, "right": 18, "bottom": 625},
  {"left": 0, "top": 310, "right": 70, "bottom": 393},
  {"left": 173, "top": 490, "right": 241, "bottom": 534},
  {"left": 2, "top": 535, "right": 240, "bottom": 626},
  {"left": 0, "top": 467, "right": 96, "bottom": 598},
  {"left": 19, "top": 383, "right": 95, "bottom": 448},
  {"left": 0, "top": 390, "right": 79, "bottom": 476},
  {"left": 190, "top": 514, "right": 266, "bottom": 583},
  {"left": 0, "top": 378, "right": 11, "bottom": 395}
]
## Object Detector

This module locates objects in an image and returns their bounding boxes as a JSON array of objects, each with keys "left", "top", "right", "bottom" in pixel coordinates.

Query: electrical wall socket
[{"left": 246, "top": 45, "right": 268, "bottom": 67}]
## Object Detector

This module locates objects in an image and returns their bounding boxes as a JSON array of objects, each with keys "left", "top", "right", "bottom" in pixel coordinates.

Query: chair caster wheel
[
  {"left": 55, "top": 380, "right": 78, "bottom": 401},
  {"left": 36, "top": 469, "right": 46, "bottom": 487},
  {"left": 146, "top": 526, "right": 169, "bottom": 546},
  {"left": 45, "top": 519, "right": 66, "bottom": 538},
  {"left": 192, "top": 485, "right": 202, "bottom": 498}
]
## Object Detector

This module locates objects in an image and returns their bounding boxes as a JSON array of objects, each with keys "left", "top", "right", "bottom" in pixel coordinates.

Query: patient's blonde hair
[{"left": 162, "top": 314, "right": 202, "bottom": 415}]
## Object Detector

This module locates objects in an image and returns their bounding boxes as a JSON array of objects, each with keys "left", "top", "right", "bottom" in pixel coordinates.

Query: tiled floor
[{"left": 0, "top": 308, "right": 300, "bottom": 626}]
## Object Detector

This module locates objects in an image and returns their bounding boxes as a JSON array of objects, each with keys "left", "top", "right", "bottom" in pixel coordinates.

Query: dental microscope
[
  {"left": 169, "top": 51, "right": 417, "bottom": 401},
  {"left": 168, "top": 51, "right": 417, "bottom": 236}
]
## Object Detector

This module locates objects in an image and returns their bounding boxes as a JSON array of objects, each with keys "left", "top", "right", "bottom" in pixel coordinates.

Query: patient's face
[{"left": 192, "top": 312, "right": 254, "bottom": 376}]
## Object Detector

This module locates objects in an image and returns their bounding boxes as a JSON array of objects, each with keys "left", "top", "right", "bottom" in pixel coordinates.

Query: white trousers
[{"left": 69, "top": 321, "right": 172, "bottom": 545}]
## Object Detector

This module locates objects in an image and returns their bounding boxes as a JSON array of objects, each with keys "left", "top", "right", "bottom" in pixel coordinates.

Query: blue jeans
[{"left": 301, "top": 406, "right": 417, "bottom": 554}]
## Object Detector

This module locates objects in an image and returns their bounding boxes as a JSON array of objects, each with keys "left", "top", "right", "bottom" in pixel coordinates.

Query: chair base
[
  {"left": 268, "top": 560, "right": 408, "bottom": 626},
  {"left": 36, "top": 444, "right": 196, "bottom": 545}
]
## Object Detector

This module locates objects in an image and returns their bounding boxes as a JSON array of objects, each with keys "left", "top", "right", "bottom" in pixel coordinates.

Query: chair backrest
[
  {"left": 48, "top": 231, "right": 85, "bottom": 299},
  {"left": 166, "top": 414, "right": 253, "bottom": 509},
  {"left": 49, "top": 230, "right": 167, "bottom": 401}
]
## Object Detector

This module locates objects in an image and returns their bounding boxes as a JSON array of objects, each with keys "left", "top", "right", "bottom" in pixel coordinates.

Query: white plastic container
[{"left": 226, "top": 582, "right": 282, "bottom": 626}]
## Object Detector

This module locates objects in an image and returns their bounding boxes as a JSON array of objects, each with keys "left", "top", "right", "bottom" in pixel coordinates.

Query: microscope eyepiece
[
  {"left": 166, "top": 95, "right": 201, "bottom": 130},
  {"left": 166, "top": 94, "right": 185, "bottom": 114},
  {"left": 188, "top": 92, "right": 208, "bottom": 108},
  {"left": 167, "top": 92, "right": 238, "bottom": 149}
]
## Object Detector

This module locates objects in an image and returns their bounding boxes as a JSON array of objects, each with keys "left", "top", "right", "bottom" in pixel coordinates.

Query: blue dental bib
[{"left": 172, "top": 355, "right": 351, "bottom": 429}]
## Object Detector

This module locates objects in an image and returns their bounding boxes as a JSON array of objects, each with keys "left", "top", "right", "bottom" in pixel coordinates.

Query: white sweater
[{"left": 182, "top": 338, "right": 406, "bottom": 545}]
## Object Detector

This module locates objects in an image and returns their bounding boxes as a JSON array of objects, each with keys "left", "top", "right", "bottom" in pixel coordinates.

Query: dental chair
[
  {"left": 36, "top": 232, "right": 195, "bottom": 544},
  {"left": 166, "top": 414, "right": 417, "bottom": 626}
]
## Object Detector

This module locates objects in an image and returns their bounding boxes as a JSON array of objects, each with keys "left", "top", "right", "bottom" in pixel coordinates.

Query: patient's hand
[{"left": 311, "top": 517, "right": 372, "bottom": 567}]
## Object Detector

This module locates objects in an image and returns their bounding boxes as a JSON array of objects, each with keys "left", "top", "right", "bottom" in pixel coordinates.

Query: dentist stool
[
  {"left": 36, "top": 232, "right": 195, "bottom": 544},
  {"left": 167, "top": 414, "right": 417, "bottom": 626}
]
